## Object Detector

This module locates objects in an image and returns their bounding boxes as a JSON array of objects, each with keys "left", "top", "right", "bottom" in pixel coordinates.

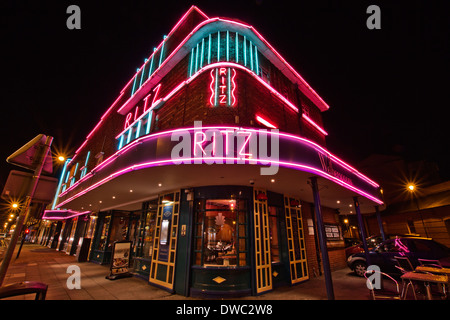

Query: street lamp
[{"left": 407, "top": 183, "right": 428, "bottom": 237}]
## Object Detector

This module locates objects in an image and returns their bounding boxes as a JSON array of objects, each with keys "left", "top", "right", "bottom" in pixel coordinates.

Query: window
[
  {"left": 268, "top": 206, "right": 280, "bottom": 263},
  {"left": 97, "top": 215, "right": 111, "bottom": 251},
  {"left": 134, "top": 203, "right": 157, "bottom": 259},
  {"left": 194, "top": 199, "right": 248, "bottom": 267}
]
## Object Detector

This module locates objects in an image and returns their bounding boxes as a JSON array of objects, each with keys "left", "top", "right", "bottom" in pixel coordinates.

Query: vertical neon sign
[{"left": 209, "top": 67, "right": 236, "bottom": 107}]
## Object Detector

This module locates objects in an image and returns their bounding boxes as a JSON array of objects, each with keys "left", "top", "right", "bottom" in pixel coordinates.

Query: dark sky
[{"left": 1, "top": 0, "right": 449, "bottom": 194}]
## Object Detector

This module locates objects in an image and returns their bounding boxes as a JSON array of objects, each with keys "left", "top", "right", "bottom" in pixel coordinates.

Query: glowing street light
[{"left": 406, "top": 183, "right": 428, "bottom": 237}]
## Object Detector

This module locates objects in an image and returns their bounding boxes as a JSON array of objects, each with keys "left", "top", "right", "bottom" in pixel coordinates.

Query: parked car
[
  {"left": 344, "top": 236, "right": 383, "bottom": 258},
  {"left": 347, "top": 237, "right": 450, "bottom": 277}
]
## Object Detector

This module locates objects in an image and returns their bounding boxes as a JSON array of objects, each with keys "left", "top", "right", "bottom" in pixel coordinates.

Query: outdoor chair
[
  {"left": 418, "top": 259, "right": 447, "bottom": 299},
  {"left": 394, "top": 256, "right": 415, "bottom": 273},
  {"left": 418, "top": 259, "right": 443, "bottom": 268},
  {"left": 0, "top": 281, "right": 48, "bottom": 300},
  {"left": 364, "top": 270, "right": 401, "bottom": 300},
  {"left": 394, "top": 256, "right": 418, "bottom": 299}
]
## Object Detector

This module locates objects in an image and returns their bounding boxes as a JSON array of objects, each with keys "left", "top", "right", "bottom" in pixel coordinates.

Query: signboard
[
  {"left": 58, "top": 125, "right": 383, "bottom": 209},
  {"left": 106, "top": 240, "right": 132, "bottom": 280},
  {"left": 1, "top": 170, "right": 58, "bottom": 203},
  {"left": 324, "top": 224, "right": 341, "bottom": 241},
  {"left": 6, "top": 134, "right": 53, "bottom": 175}
]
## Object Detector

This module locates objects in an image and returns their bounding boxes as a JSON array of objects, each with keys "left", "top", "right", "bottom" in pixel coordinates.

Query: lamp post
[
  {"left": 0, "top": 135, "right": 53, "bottom": 286},
  {"left": 407, "top": 183, "right": 428, "bottom": 238}
]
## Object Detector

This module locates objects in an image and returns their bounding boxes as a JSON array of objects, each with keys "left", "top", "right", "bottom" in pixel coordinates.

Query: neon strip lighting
[
  {"left": 116, "top": 61, "right": 298, "bottom": 141},
  {"left": 118, "top": 134, "right": 124, "bottom": 150},
  {"left": 214, "top": 68, "right": 219, "bottom": 105},
  {"left": 120, "top": 6, "right": 208, "bottom": 96},
  {"left": 231, "top": 68, "right": 237, "bottom": 106},
  {"left": 249, "top": 41, "right": 253, "bottom": 72},
  {"left": 243, "top": 35, "right": 247, "bottom": 66},
  {"left": 209, "top": 69, "right": 216, "bottom": 106},
  {"left": 302, "top": 114, "right": 328, "bottom": 136},
  {"left": 189, "top": 48, "right": 194, "bottom": 77},
  {"left": 80, "top": 151, "right": 90, "bottom": 179},
  {"left": 148, "top": 50, "right": 155, "bottom": 80},
  {"left": 227, "top": 67, "right": 231, "bottom": 105},
  {"left": 126, "top": 127, "right": 132, "bottom": 144},
  {"left": 208, "top": 33, "right": 212, "bottom": 64},
  {"left": 135, "top": 119, "right": 142, "bottom": 139},
  {"left": 200, "top": 38, "right": 205, "bottom": 68},
  {"left": 256, "top": 115, "right": 277, "bottom": 129},
  {"left": 226, "top": 30, "right": 229, "bottom": 61},
  {"left": 159, "top": 35, "right": 167, "bottom": 67},
  {"left": 63, "top": 125, "right": 380, "bottom": 199},
  {"left": 59, "top": 126, "right": 380, "bottom": 204},
  {"left": 139, "top": 60, "right": 147, "bottom": 87},
  {"left": 43, "top": 209, "right": 91, "bottom": 220},
  {"left": 195, "top": 43, "right": 199, "bottom": 73},
  {"left": 235, "top": 32, "right": 239, "bottom": 63},
  {"left": 145, "top": 111, "right": 153, "bottom": 134},
  {"left": 56, "top": 153, "right": 382, "bottom": 209},
  {"left": 51, "top": 158, "right": 71, "bottom": 209},
  {"left": 255, "top": 45, "right": 259, "bottom": 75},
  {"left": 217, "top": 31, "right": 220, "bottom": 62},
  {"left": 117, "top": 15, "right": 329, "bottom": 119}
]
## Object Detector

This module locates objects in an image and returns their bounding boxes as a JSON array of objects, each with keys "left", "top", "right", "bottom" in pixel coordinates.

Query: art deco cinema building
[{"left": 41, "top": 7, "right": 383, "bottom": 297}]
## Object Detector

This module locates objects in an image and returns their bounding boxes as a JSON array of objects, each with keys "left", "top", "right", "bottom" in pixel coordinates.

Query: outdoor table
[
  {"left": 401, "top": 271, "right": 449, "bottom": 300},
  {"left": 415, "top": 266, "right": 450, "bottom": 276}
]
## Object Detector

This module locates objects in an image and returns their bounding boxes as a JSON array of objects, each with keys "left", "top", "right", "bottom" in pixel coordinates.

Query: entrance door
[
  {"left": 253, "top": 189, "right": 272, "bottom": 294},
  {"left": 149, "top": 190, "right": 180, "bottom": 291},
  {"left": 284, "top": 196, "right": 309, "bottom": 284}
]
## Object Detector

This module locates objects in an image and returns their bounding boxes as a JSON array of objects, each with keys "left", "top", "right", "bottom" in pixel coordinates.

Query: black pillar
[
  {"left": 353, "top": 197, "right": 371, "bottom": 266},
  {"left": 309, "top": 177, "right": 334, "bottom": 300},
  {"left": 375, "top": 206, "right": 386, "bottom": 241}
]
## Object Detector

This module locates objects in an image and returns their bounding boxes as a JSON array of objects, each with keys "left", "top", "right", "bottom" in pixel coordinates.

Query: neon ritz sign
[
  {"left": 210, "top": 67, "right": 236, "bottom": 107},
  {"left": 171, "top": 122, "right": 278, "bottom": 175},
  {"left": 124, "top": 84, "right": 162, "bottom": 130},
  {"left": 57, "top": 125, "right": 383, "bottom": 209}
]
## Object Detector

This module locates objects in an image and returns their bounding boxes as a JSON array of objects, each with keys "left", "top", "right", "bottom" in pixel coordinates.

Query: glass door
[{"left": 253, "top": 189, "right": 272, "bottom": 294}]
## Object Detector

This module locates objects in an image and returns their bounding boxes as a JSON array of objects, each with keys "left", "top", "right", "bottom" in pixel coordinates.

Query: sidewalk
[{"left": 1, "top": 243, "right": 372, "bottom": 300}]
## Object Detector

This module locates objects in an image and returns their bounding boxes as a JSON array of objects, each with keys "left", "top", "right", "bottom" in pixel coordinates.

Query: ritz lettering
[
  {"left": 123, "top": 84, "right": 162, "bottom": 130},
  {"left": 171, "top": 121, "right": 279, "bottom": 175}
]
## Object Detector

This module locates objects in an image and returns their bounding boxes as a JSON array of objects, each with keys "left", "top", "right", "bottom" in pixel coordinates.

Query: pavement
[{"left": 0, "top": 243, "right": 412, "bottom": 301}]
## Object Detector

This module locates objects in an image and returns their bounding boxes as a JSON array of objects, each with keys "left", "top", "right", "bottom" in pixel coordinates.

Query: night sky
[{"left": 1, "top": 0, "right": 449, "bottom": 196}]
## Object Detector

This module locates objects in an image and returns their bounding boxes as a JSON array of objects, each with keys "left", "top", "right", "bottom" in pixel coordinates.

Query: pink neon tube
[
  {"left": 56, "top": 154, "right": 383, "bottom": 209},
  {"left": 60, "top": 125, "right": 379, "bottom": 199}
]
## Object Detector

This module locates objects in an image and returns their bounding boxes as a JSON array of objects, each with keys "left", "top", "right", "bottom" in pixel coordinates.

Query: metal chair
[
  {"left": 394, "top": 256, "right": 415, "bottom": 273},
  {"left": 418, "top": 259, "right": 447, "bottom": 299},
  {"left": 394, "top": 256, "right": 418, "bottom": 299},
  {"left": 418, "top": 259, "right": 443, "bottom": 268},
  {"left": 364, "top": 270, "right": 401, "bottom": 300},
  {"left": 0, "top": 281, "right": 48, "bottom": 300}
]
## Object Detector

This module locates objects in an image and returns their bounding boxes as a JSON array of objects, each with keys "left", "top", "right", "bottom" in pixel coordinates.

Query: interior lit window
[{"left": 194, "top": 199, "right": 247, "bottom": 267}]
